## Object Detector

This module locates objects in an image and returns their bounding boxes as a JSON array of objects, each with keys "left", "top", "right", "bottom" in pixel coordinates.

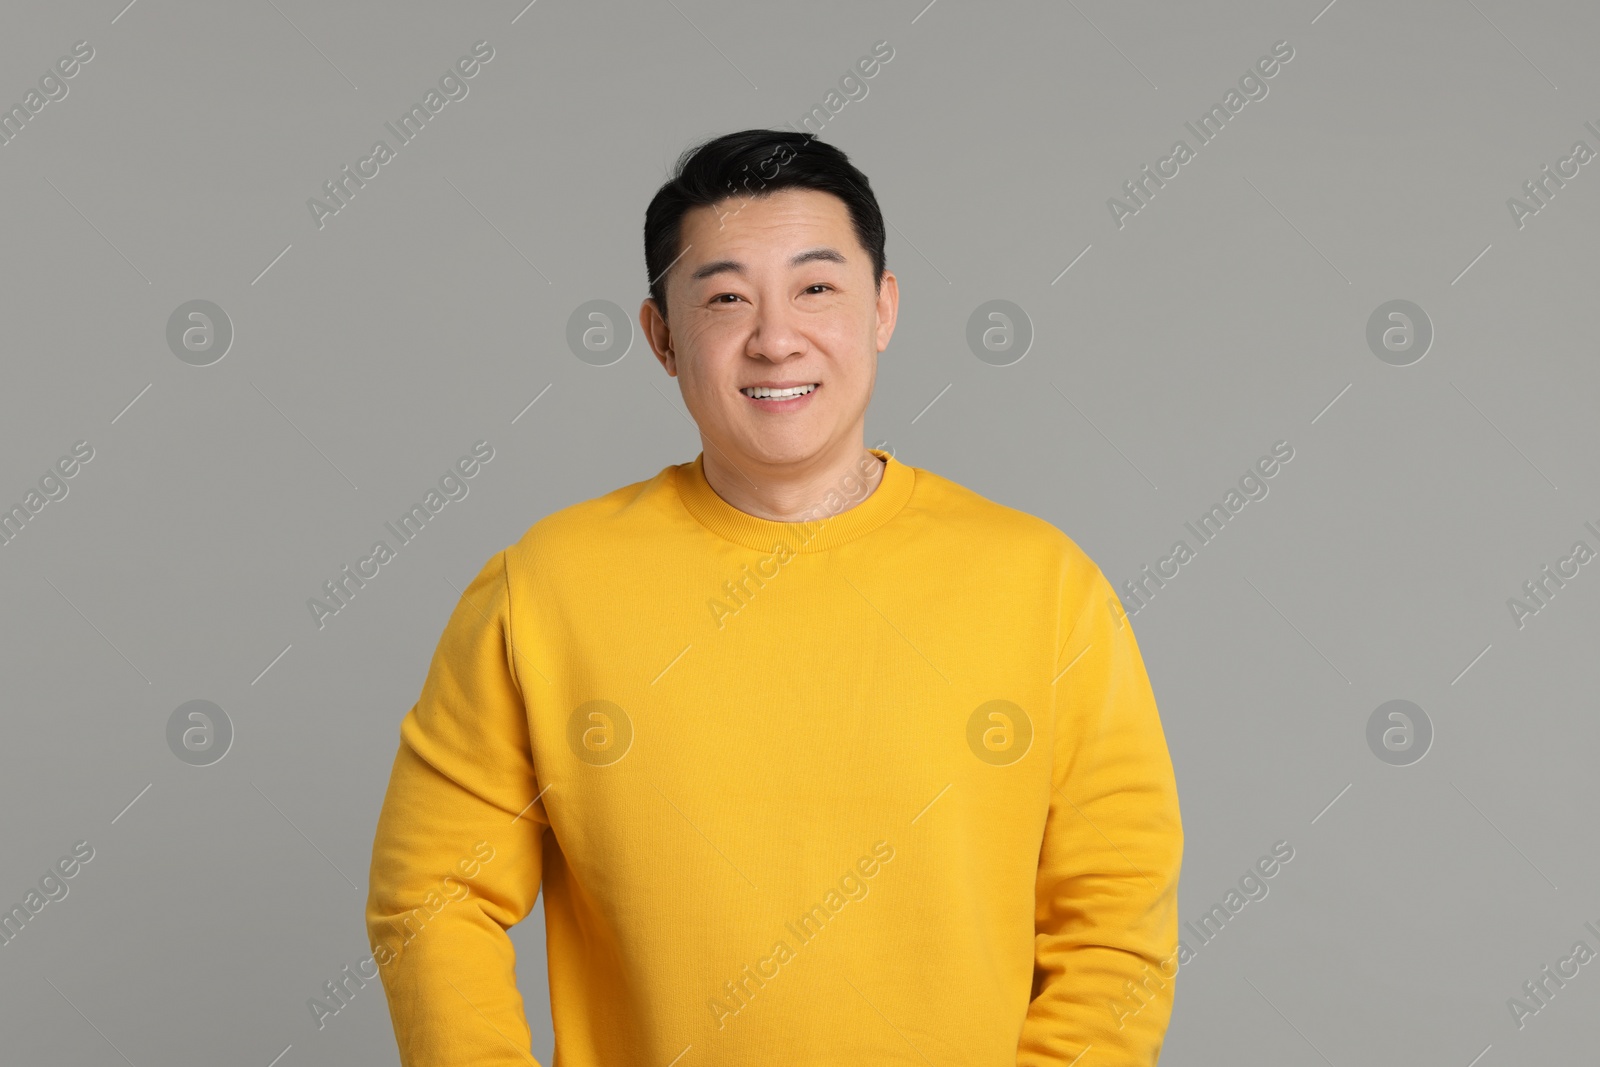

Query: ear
[
  {"left": 640, "top": 297, "right": 677, "bottom": 376},
  {"left": 874, "top": 270, "right": 899, "bottom": 352}
]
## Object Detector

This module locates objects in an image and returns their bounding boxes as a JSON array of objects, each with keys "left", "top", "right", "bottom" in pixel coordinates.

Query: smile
[{"left": 740, "top": 384, "right": 819, "bottom": 400}]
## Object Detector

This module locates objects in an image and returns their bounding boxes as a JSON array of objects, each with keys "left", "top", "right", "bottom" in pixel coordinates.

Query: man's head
[{"left": 640, "top": 130, "right": 897, "bottom": 472}]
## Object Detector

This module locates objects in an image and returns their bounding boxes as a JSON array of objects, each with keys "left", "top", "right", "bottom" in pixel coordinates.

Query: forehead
[{"left": 679, "top": 186, "right": 856, "bottom": 261}]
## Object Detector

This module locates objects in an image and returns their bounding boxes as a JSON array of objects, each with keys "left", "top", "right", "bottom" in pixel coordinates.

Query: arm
[
  {"left": 1017, "top": 564, "right": 1184, "bottom": 1065},
  {"left": 365, "top": 549, "right": 550, "bottom": 1066}
]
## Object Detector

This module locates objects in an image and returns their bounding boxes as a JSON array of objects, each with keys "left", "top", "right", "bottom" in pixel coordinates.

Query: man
[{"left": 365, "top": 128, "right": 1184, "bottom": 1065}]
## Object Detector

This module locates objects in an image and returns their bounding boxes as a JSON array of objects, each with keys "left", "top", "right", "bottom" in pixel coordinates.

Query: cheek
[
  {"left": 813, "top": 314, "right": 866, "bottom": 350},
  {"left": 675, "top": 313, "right": 712, "bottom": 349},
  {"left": 685, "top": 313, "right": 746, "bottom": 354}
]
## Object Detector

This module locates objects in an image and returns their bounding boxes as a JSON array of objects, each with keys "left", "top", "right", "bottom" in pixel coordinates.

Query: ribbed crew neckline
[{"left": 673, "top": 448, "right": 914, "bottom": 553}]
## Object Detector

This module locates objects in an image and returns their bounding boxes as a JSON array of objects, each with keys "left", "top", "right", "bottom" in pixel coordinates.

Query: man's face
[{"left": 641, "top": 185, "right": 897, "bottom": 469}]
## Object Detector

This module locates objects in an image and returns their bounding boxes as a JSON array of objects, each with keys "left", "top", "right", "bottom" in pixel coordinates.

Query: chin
[{"left": 735, "top": 431, "right": 829, "bottom": 463}]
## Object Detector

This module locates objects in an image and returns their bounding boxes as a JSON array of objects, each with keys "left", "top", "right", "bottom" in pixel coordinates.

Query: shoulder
[
  {"left": 906, "top": 461, "right": 1102, "bottom": 580},
  {"left": 501, "top": 462, "right": 679, "bottom": 575}
]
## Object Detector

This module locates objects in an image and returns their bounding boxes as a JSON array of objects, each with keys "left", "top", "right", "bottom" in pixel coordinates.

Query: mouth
[{"left": 740, "top": 383, "right": 820, "bottom": 402}]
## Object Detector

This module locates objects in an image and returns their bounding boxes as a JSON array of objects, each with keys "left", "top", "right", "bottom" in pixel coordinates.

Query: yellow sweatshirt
[{"left": 365, "top": 447, "right": 1183, "bottom": 1065}]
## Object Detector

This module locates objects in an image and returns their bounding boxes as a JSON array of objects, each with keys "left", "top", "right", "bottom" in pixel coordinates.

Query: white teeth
[{"left": 742, "top": 384, "right": 817, "bottom": 399}]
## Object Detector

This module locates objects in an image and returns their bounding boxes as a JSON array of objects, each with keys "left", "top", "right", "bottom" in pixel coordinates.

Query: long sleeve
[
  {"left": 1017, "top": 564, "right": 1185, "bottom": 1065},
  {"left": 365, "top": 549, "right": 550, "bottom": 1066}
]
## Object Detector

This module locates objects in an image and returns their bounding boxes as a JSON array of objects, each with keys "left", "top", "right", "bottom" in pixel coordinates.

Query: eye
[
  {"left": 805, "top": 284, "right": 833, "bottom": 294},
  {"left": 710, "top": 293, "right": 744, "bottom": 305}
]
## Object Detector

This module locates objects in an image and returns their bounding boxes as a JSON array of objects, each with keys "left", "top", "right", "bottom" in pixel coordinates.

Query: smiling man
[{"left": 366, "top": 129, "right": 1184, "bottom": 1066}]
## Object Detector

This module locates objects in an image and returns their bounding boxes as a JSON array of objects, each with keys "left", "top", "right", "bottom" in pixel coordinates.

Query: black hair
[{"left": 642, "top": 129, "right": 887, "bottom": 323}]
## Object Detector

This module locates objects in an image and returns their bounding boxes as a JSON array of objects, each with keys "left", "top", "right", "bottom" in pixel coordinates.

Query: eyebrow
[{"left": 687, "top": 246, "right": 848, "bottom": 284}]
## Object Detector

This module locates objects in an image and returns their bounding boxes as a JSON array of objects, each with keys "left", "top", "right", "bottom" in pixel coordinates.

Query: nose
[{"left": 747, "top": 296, "right": 806, "bottom": 363}]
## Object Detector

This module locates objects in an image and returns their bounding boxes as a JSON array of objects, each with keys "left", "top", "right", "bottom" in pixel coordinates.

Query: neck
[{"left": 699, "top": 439, "right": 886, "bottom": 522}]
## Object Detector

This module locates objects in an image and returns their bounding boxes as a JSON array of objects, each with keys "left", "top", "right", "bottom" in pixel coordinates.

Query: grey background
[{"left": 2, "top": 0, "right": 1596, "bottom": 1063}]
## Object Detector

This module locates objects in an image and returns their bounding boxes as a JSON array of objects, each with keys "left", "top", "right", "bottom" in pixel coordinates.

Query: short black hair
[{"left": 642, "top": 129, "right": 887, "bottom": 323}]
